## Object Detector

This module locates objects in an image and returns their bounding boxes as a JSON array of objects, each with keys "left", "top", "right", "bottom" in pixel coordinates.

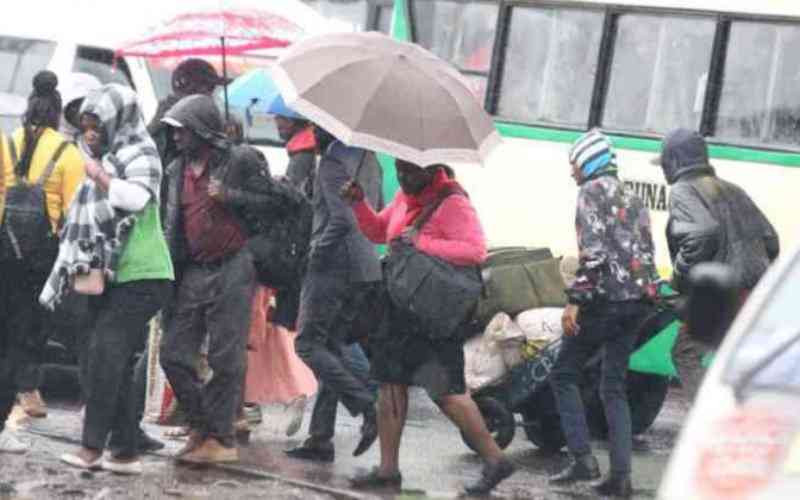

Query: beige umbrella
[{"left": 270, "top": 32, "right": 501, "bottom": 166}]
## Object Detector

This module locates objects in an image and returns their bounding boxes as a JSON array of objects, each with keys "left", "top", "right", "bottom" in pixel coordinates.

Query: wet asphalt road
[{"left": 0, "top": 387, "right": 688, "bottom": 499}]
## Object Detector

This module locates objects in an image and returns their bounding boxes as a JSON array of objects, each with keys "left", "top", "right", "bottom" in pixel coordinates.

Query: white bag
[
  {"left": 463, "top": 313, "right": 510, "bottom": 391},
  {"left": 515, "top": 308, "right": 564, "bottom": 343}
]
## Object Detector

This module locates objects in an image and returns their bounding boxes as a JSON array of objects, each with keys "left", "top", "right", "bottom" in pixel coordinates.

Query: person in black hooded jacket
[
  {"left": 158, "top": 94, "right": 279, "bottom": 464},
  {"left": 656, "top": 128, "right": 779, "bottom": 405}
]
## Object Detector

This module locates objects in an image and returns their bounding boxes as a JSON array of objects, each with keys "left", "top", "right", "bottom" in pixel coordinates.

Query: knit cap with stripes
[{"left": 569, "top": 129, "right": 617, "bottom": 179}]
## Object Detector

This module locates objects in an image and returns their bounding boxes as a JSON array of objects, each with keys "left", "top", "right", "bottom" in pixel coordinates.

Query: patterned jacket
[{"left": 567, "top": 172, "right": 659, "bottom": 306}]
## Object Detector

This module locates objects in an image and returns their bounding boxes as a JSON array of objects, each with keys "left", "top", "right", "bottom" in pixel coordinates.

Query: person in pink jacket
[{"left": 341, "top": 159, "right": 515, "bottom": 495}]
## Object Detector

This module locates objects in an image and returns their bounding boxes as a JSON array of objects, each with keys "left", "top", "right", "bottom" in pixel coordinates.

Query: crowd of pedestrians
[{"left": 0, "top": 53, "right": 780, "bottom": 498}]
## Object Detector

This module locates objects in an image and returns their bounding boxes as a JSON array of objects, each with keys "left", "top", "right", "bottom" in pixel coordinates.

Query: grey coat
[
  {"left": 660, "top": 130, "right": 779, "bottom": 291},
  {"left": 308, "top": 141, "right": 382, "bottom": 282}
]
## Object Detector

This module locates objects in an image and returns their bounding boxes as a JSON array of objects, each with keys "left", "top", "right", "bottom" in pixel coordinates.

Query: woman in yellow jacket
[{"left": 0, "top": 71, "right": 84, "bottom": 441}]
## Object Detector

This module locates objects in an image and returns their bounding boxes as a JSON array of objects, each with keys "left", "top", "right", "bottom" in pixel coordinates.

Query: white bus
[{"left": 380, "top": 0, "right": 800, "bottom": 275}]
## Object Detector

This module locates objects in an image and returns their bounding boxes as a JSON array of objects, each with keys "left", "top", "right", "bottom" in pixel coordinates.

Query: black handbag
[{"left": 384, "top": 187, "right": 483, "bottom": 340}]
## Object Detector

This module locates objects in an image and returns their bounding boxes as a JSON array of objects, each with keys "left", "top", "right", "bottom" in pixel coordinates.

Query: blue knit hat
[{"left": 569, "top": 129, "right": 617, "bottom": 179}]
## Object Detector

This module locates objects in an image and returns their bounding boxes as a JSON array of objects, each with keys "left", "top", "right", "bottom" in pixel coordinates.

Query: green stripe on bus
[
  {"left": 392, "top": 0, "right": 412, "bottom": 41},
  {"left": 496, "top": 122, "right": 800, "bottom": 167}
]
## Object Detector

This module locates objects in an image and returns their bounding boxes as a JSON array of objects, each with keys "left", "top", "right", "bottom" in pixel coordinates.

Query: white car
[{"left": 659, "top": 244, "right": 800, "bottom": 499}]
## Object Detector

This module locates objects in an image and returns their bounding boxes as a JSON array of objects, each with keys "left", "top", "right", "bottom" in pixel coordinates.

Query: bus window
[
  {"left": 303, "top": 0, "right": 370, "bottom": 31},
  {"left": 715, "top": 22, "right": 800, "bottom": 147},
  {"left": 375, "top": 5, "right": 393, "bottom": 34},
  {"left": 603, "top": 14, "right": 715, "bottom": 134},
  {"left": 73, "top": 46, "right": 134, "bottom": 89},
  {"left": 497, "top": 7, "right": 603, "bottom": 127},
  {"left": 411, "top": 0, "right": 498, "bottom": 100},
  {"left": 0, "top": 36, "right": 56, "bottom": 97}
]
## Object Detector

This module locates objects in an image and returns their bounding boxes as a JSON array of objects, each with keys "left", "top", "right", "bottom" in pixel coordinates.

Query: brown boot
[
  {"left": 179, "top": 437, "right": 238, "bottom": 464},
  {"left": 174, "top": 430, "right": 204, "bottom": 458},
  {"left": 18, "top": 391, "right": 47, "bottom": 418}
]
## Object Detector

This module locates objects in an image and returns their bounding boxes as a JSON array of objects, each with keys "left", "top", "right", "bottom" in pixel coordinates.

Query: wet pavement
[{"left": 1, "top": 387, "right": 688, "bottom": 499}]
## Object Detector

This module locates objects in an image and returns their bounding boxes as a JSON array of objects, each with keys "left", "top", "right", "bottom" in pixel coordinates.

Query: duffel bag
[{"left": 475, "top": 247, "right": 567, "bottom": 325}]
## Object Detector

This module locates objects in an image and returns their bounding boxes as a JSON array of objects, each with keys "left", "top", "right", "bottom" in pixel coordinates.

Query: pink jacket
[{"left": 352, "top": 190, "right": 488, "bottom": 266}]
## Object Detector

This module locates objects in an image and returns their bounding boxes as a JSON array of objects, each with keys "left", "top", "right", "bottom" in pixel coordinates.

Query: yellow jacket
[{"left": 0, "top": 128, "right": 85, "bottom": 231}]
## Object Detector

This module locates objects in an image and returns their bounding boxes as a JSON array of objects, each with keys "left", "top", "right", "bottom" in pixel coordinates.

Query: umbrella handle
[{"left": 221, "top": 36, "right": 229, "bottom": 121}]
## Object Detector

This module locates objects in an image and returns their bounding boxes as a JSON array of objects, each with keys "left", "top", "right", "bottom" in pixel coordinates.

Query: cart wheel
[
  {"left": 461, "top": 396, "right": 515, "bottom": 452},
  {"left": 520, "top": 391, "right": 565, "bottom": 453}
]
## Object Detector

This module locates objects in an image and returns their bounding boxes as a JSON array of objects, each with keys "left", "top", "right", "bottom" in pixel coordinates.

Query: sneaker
[
  {"left": 464, "top": 458, "right": 516, "bottom": 495},
  {"left": 102, "top": 458, "right": 143, "bottom": 475},
  {"left": 60, "top": 452, "right": 103, "bottom": 470},
  {"left": 18, "top": 390, "right": 47, "bottom": 418},
  {"left": 178, "top": 437, "right": 238, "bottom": 464},
  {"left": 0, "top": 431, "right": 29, "bottom": 454},
  {"left": 285, "top": 396, "right": 306, "bottom": 437},
  {"left": 549, "top": 454, "right": 601, "bottom": 484}
]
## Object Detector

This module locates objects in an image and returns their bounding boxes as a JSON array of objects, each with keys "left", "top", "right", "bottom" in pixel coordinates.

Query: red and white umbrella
[{"left": 116, "top": 6, "right": 308, "bottom": 117}]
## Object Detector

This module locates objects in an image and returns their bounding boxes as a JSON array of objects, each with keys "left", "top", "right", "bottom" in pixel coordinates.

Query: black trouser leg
[
  {"left": 295, "top": 273, "right": 375, "bottom": 419},
  {"left": 81, "top": 280, "right": 166, "bottom": 455}
]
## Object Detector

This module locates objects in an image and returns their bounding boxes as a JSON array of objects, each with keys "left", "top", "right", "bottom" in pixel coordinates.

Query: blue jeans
[{"left": 549, "top": 301, "right": 649, "bottom": 476}]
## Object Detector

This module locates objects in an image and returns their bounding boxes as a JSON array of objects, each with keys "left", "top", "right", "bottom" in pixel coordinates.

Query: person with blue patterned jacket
[{"left": 549, "top": 129, "right": 659, "bottom": 498}]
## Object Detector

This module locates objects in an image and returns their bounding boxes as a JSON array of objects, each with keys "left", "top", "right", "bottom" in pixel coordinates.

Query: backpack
[{"left": 0, "top": 137, "right": 68, "bottom": 266}]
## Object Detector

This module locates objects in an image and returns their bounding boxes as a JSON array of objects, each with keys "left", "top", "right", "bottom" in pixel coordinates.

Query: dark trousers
[
  {"left": 160, "top": 250, "right": 255, "bottom": 446},
  {"left": 82, "top": 280, "right": 168, "bottom": 457},
  {"left": 295, "top": 272, "right": 376, "bottom": 423},
  {"left": 0, "top": 260, "right": 49, "bottom": 431},
  {"left": 308, "top": 343, "right": 376, "bottom": 442},
  {"left": 550, "top": 301, "right": 649, "bottom": 476}
]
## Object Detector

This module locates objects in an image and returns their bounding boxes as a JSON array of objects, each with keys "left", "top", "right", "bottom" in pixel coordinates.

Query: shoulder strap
[
  {"left": 7, "top": 136, "right": 17, "bottom": 167},
  {"left": 35, "top": 140, "right": 70, "bottom": 187},
  {"left": 412, "top": 185, "right": 466, "bottom": 231}
]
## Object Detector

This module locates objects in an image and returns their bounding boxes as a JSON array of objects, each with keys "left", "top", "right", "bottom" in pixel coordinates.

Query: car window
[
  {"left": 0, "top": 36, "right": 57, "bottom": 97},
  {"left": 497, "top": 7, "right": 604, "bottom": 127},
  {"left": 411, "top": 0, "right": 498, "bottom": 101},
  {"left": 724, "top": 253, "right": 800, "bottom": 392},
  {"left": 602, "top": 14, "right": 715, "bottom": 134},
  {"left": 73, "top": 46, "right": 134, "bottom": 88},
  {"left": 714, "top": 21, "right": 800, "bottom": 148}
]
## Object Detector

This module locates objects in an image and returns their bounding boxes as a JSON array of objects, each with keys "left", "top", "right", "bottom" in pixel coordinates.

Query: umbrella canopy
[
  {"left": 270, "top": 32, "right": 501, "bottom": 166},
  {"left": 227, "top": 68, "right": 302, "bottom": 119}
]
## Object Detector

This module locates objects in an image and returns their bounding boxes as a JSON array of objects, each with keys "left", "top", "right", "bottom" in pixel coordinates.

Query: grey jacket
[
  {"left": 309, "top": 141, "right": 382, "bottom": 282},
  {"left": 660, "top": 129, "right": 779, "bottom": 291}
]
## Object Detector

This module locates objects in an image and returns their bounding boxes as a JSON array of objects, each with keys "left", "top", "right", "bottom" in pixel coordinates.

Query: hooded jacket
[
  {"left": 161, "top": 94, "right": 277, "bottom": 276},
  {"left": 567, "top": 131, "right": 659, "bottom": 306},
  {"left": 659, "top": 129, "right": 779, "bottom": 291}
]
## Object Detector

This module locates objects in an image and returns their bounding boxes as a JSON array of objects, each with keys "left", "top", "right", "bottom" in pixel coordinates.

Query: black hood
[
  {"left": 658, "top": 128, "right": 713, "bottom": 184},
  {"left": 162, "top": 94, "right": 228, "bottom": 149}
]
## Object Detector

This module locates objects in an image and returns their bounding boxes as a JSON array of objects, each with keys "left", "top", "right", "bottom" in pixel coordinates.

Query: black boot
[
  {"left": 350, "top": 467, "right": 402, "bottom": 490},
  {"left": 285, "top": 439, "right": 335, "bottom": 462},
  {"left": 549, "top": 454, "right": 600, "bottom": 484},
  {"left": 593, "top": 474, "right": 633, "bottom": 498},
  {"left": 353, "top": 405, "right": 377, "bottom": 456},
  {"left": 464, "top": 458, "right": 516, "bottom": 495}
]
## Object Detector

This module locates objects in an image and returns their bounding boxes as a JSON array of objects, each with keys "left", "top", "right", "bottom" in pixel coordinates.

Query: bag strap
[
  {"left": 7, "top": 136, "right": 17, "bottom": 169},
  {"left": 35, "top": 140, "right": 70, "bottom": 187},
  {"left": 412, "top": 184, "right": 466, "bottom": 232}
]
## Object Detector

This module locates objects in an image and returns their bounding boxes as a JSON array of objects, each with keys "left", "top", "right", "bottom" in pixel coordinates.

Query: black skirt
[{"left": 370, "top": 301, "right": 466, "bottom": 400}]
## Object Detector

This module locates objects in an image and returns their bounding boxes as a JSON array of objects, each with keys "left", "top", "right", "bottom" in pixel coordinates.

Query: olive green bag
[{"left": 475, "top": 247, "right": 567, "bottom": 326}]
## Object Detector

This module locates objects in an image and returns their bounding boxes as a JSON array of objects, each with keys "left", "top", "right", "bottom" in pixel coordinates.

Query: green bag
[{"left": 475, "top": 247, "right": 567, "bottom": 325}]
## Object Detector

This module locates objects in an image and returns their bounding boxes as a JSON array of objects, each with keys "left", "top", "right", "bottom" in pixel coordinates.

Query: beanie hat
[{"left": 569, "top": 129, "right": 617, "bottom": 179}]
